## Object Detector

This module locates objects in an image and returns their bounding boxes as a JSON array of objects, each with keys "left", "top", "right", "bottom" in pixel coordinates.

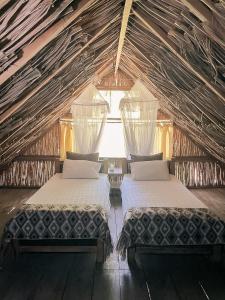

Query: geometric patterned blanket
[
  {"left": 116, "top": 207, "right": 225, "bottom": 259},
  {"left": 3, "top": 204, "right": 113, "bottom": 259}
]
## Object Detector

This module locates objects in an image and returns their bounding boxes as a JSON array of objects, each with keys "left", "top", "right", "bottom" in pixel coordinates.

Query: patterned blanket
[
  {"left": 3, "top": 204, "right": 113, "bottom": 259},
  {"left": 116, "top": 207, "right": 225, "bottom": 259}
]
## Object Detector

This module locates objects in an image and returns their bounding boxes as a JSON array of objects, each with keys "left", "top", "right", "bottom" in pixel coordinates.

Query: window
[{"left": 99, "top": 90, "right": 126, "bottom": 157}]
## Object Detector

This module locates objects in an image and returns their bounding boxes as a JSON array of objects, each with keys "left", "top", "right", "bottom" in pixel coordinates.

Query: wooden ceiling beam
[
  {"left": 114, "top": 0, "right": 133, "bottom": 74},
  {"left": 180, "top": 0, "right": 212, "bottom": 23},
  {"left": 133, "top": 9, "right": 225, "bottom": 104},
  {"left": 0, "top": 0, "right": 97, "bottom": 86},
  {"left": 0, "top": 15, "right": 119, "bottom": 125}
]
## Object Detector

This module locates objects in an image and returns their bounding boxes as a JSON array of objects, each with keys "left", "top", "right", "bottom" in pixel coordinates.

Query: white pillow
[
  {"left": 130, "top": 160, "right": 170, "bottom": 181},
  {"left": 63, "top": 159, "right": 101, "bottom": 179}
]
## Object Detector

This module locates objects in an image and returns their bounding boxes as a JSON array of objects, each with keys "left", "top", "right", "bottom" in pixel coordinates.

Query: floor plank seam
[
  {"left": 90, "top": 262, "right": 97, "bottom": 300},
  {"left": 61, "top": 254, "right": 75, "bottom": 300},
  {"left": 198, "top": 281, "right": 210, "bottom": 300},
  {"left": 137, "top": 257, "right": 152, "bottom": 300}
]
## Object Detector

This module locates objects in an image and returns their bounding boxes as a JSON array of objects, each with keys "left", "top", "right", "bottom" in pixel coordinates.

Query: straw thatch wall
[
  {"left": 0, "top": 159, "right": 57, "bottom": 188},
  {"left": 23, "top": 123, "right": 60, "bottom": 156},
  {"left": 173, "top": 126, "right": 225, "bottom": 187},
  {"left": 0, "top": 123, "right": 60, "bottom": 187}
]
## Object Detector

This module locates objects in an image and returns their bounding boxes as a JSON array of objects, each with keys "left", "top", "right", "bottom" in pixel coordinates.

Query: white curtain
[
  {"left": 154, "top": 123, "right": 173, "bottom": 159},
  {"left": 120, "top": 80, "right": 159, "bottom": 156},
  {"left": 71, "top": 84, "right": 109, "bottom": 153}
]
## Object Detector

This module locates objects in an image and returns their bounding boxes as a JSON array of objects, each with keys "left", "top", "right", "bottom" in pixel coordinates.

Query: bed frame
[
  {"left": 1, "top": 161, "right": 108, "bottom": 265},
  {"left": 123, "top": 160, "right": 224, "bottom": 265},
  {"left": 1, "top": 238, "right": 106, "bottom": 265},
  {"left": 127, "top": 245, "right": 224, "bottom": 266}
]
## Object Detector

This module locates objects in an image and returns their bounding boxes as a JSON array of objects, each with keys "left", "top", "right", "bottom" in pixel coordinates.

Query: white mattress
[
  {"left": 121, "top": 175, "right": 206, "bottom": 214},
  {"left": 27, "top": 173, "right": 111, "bottom": 213}
]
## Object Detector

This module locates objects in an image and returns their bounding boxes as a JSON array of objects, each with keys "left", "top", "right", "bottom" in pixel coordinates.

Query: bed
[
  {"left": 117, "top": 174, "right": 225, "bottom": 262},
  {"left": 2, "top": 173, "right": 112, "bottom": 263}
]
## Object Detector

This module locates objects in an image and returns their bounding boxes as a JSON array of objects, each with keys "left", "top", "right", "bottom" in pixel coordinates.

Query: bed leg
[
  {"left": 0, "top": 243, "right": 6, "bottom": 270},
  {"left": 211, "top": 245, "right": 223, "bottom": 263},
  {"left": 127, "top": 247, "right": 136, "bottom": 266},
  {"left": 0, "top": 239, "right": 12, "bottom": 270},
  {"left": 96, "top": 239, "right": 104, "bottom": 264},
  {"left": 12, "top": 240, "right": 19, "bottom": 259}
]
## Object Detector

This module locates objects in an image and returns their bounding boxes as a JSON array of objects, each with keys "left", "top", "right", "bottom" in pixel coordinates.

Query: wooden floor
[{"left": 0, "top": 187, "right": 225, "bottom": 300}]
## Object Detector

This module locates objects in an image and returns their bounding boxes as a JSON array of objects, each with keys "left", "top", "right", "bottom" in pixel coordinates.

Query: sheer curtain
[
  {"left": 71, "top": 84, "right": 109, "bottom": 154},
  {"left": 60, "top": 122, "right": 74, "bottom": 159},
  {"left": 120, "top": 80, "right": 159, "bottom": 156},
  {"left": 154, "top": 124, "right": 173, "bottom": 159}
]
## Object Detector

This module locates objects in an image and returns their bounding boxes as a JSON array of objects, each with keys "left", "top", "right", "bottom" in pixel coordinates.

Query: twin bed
[
  {"left": 2, "top": 158, "right": 225, "bottom": 264},
  {"left": 117, "top": 174, "right": 225, "bottom": 262},
  {"left": 2, "top": 172, "right": 112, "bottom": 263}
]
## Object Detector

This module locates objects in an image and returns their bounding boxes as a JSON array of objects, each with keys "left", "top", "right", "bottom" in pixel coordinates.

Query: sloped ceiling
[{"left": 0, "top": 0, "right": 224, "bottom": 168}]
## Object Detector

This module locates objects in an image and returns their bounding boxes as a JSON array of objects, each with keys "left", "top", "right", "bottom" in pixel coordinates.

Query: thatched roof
[{"left": 0, "top": 0, "right": 224, "bottom": 168}]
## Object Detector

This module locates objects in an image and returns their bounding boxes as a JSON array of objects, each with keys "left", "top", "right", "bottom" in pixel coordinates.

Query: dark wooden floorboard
[
  {"left": 197, "top": 259, "right": 225, "bottom": 300},
  {"left": 139, "top": 254, "right": 180, "bottom": 300},
  {"left": 0, "top": 254, "right": 45, "bottom": 300},
  {"left": 92, "top": 269, "right": 120, "bottom": 300},
  {"left": 62, "top": 253, "right": 96, "bottom": 300},
  {"left": 0, "top": 188, "right": 225, "bottom": 299},
  {"left": 169, "top": 255, "right": 207, "bottom": 300},
  {"left": 31, "top": 253, "right": 74, "bottom": 300},
  {"left": 120, "top": 264, "right": 150, "bottom": 300}
]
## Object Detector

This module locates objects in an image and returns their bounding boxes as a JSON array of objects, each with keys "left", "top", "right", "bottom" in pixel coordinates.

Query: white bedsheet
[
  {"left": 27, "top": 173, "right": 110, "bottom": 213},
  {"left": 121, "top": 175, "right": 206, "bottom": 214}
]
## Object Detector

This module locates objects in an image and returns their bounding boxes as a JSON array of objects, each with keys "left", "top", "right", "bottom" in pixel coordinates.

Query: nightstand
[{"left": 108, "top": 167, "right": 123, "bottom": 200}]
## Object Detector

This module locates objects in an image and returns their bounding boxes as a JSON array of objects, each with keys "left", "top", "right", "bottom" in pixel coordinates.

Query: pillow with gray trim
[
  {"left": 130, "top": 152, "right": 163, "bottom": 162},
  {"left": 66, "top": 151, "right": 99, "bottom": 162}
]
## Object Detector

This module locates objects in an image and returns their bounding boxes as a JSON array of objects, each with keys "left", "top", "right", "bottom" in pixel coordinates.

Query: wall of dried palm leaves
[
  {"left": 174, "top": 159, "right": 225, "bottom": 188},
  {"left": 0, "top": 159, "right": 57, "bottom": 188},
  {"left": 23, "top": 123, "right": 60, "bottom": 156},
  {"left": 0, "top": 123, "right": 60, "bottom": 187},
  {"left": 172, "top": 126, "right": 225, "bottom": 187},
  {"left": 173, "top": 126, "right": 206, "bottom": 157},
  {"left": 95, "top": 69, "right": 134, "bottom": 90}
]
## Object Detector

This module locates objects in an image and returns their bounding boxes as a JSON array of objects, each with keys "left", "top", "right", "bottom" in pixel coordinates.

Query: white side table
[
  {"left": 108, "top": 167, "right": 123, "bottom": 187},
  {"left": 108, "top": 168, "right": 123, "bottom": 200}
]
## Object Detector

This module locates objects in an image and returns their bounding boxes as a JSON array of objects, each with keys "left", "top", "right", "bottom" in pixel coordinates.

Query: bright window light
[
  {"left": 100, "top": 122, "right": 126, "bottom": 157},
  {"left": 99, "top": 90, "right": 126, "bottom": 118},
  {"left": 99, "top": 90, "right": 126, "bottom": 157}
]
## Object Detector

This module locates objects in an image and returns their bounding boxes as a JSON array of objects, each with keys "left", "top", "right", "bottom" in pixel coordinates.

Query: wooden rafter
[
  {"left": 133, "top": 9, "right": 225, "bottom": 104},
  {"left": 0, "top": 15, "right": 119, "bottom": 125},
  {"left": 181, "top": 0, "right": 212, "bottom": 23},
  {"left": 0, "top": 0, "right": 97, "bottom": 86},
  {"left": 114, "top": 0, "right": 133, "bottom": 74}
]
